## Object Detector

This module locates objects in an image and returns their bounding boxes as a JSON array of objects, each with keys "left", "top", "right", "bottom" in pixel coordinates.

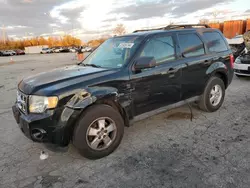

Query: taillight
[{"left": 230, "top": 54, "right": 234, "bottom": 69}]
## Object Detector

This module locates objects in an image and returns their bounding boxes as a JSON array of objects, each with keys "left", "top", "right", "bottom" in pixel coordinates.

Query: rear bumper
[{"left": 12, "top": 104, "right": 81, "bottom": 146}]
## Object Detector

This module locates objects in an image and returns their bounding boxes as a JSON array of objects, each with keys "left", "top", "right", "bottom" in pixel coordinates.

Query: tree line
[
  {"left": 0, "top": 35, "right": 82, "bottom": 50},
  {"left": 0, "top": 24, "right": 127, "bottom": 50}
]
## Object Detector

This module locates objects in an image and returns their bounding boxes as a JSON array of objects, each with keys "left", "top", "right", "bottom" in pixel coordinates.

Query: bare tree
[
  {"left": 199, "top": 18, "right": 209, "bottom": 24},
  {"left": 169, "top": 20, "right": 175, "bottom": 25},
  {"left": 113, "top": 24, "right": 126, "bottom": 36},
  {"left": 212, "top": 10, "right": 220, "bottom": 22}
]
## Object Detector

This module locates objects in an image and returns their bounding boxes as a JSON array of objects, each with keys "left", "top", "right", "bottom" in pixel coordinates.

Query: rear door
[
  {"left": 130, "top": 33, "right": 183, "bottom": 115},
  {"left": 177, "top": 32, "right": 212, "bottom": 100}
]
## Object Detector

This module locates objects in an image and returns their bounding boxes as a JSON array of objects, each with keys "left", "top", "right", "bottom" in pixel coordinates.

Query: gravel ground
[{"left": 0, "top": 53, "right": 249, "bottom": 188}]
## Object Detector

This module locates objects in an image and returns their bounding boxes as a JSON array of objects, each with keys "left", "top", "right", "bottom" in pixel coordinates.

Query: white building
[{"left": 25, "top": 45, "right": 49, "bottom": 54}]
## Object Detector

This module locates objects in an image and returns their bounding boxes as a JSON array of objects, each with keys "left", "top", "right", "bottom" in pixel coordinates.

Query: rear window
[
  {"left": 203, "top": 32, "right": 228, "bottom": 52},
  {"left": 178, "top": 33, "right": 205, "bottom": 57}
]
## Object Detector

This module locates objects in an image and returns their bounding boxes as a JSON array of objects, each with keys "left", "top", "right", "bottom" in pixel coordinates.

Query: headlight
[
  {"left": 235, "top": 57, "right": 241, "bottom": 64},
  {"left": 29, "top": 96, "right": 58, "bottom": 113}
]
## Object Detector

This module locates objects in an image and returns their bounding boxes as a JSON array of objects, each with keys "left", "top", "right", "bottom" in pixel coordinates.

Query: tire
[
  {"left": 73, "top": 104, "right": 124, "bottom": 159},
  {"left": 199, "top": 77, "right": 225, "bottom": 112}
]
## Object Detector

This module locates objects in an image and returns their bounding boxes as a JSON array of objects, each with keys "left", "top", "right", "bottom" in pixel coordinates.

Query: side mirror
[{"left": 134, "top": 56, "right": 156, "bottom": 71}]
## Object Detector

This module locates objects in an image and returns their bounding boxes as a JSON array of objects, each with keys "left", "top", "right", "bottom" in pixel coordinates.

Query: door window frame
[
  {"left": 202, "top": 31, "right": 229, "bottom": 53},
  {"left": 176, "top": 31, "right": 207, "bottom": 58},
  {"left": 129, "top": 33, "right": 179, "bottom": 73}
]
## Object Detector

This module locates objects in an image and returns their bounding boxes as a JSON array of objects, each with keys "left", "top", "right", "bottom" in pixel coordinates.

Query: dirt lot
[{"left": 0, "top": 53, "right": 249, "bottom": 188}]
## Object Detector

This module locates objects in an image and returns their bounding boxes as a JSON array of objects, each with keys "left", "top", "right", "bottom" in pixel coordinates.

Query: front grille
[
  {"left": 239, "top": 54, "right": 250, "bottom": 64},
  {"left": 17, "top": 90, "right": 28, "bottom": 114},
  {"left": 241, "top": 60, "right": 250, "bottom": 65},
  {"left": 235, "top": 69, "right": 250, "bottom": 74}
]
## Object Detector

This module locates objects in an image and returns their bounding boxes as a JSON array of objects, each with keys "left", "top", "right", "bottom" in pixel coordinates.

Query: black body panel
[{"left": 13, "top": 27, "right": 234, "bottom": 146}]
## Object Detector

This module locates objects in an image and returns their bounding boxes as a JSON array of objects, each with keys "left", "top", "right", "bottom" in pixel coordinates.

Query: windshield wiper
[{"left": 81, "top": 64, "right": 102, "bottom": 68}]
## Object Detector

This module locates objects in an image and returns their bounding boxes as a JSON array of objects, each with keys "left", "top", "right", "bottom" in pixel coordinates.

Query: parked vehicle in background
[
  {"left": 12, "top": 24, "right": 234, "bottom": 159},
  {"left": 53, "top": 47, "right": 63, "bottom": 53},
  {"left": 85, "top": 47, "right": 92, "bottom": 52},
  {"left": 60, "top": 48, "right": 70, "bottom": 53},
  {"left": 6, "top": 50, "right": 16, "bottom": 56},
  {"left": 69, "top": 48, "right": 77, "bottom": 53},
  {"left": 15, "top": 49, "right": 25, "bottom": 55},
  {"left": 40, "top": 48, "right": 53, "bottom": 54},
  {"left": 227, "top": 35, "right": 245, "bottom": 58},
  {"left": 1, "top": 50, "right": 13, "bottom": 56},
  {"left": 234, "top": 31, "right": 250, "bottom": 77},
  {"left": 81, "top": 47, "right": 86, "bottom": 52}
]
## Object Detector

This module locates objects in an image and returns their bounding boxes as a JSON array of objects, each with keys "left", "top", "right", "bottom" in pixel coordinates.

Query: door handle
[{"left": 168, "top": 68, "right": 178, "bottom": 74}]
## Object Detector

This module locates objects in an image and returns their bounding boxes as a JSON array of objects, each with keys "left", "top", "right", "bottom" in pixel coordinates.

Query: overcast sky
[{"left": 0, "top": 0, "right": 249, "bottom": 41}]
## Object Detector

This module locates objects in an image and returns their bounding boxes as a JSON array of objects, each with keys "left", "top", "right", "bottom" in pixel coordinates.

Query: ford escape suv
[{"left": 12, "top": 24, "right": 234, "bottom": 159}]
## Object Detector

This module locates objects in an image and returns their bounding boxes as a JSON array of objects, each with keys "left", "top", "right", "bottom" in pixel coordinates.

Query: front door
[{"left": 129, "top": 34, "right": 182, "bottom": 115}]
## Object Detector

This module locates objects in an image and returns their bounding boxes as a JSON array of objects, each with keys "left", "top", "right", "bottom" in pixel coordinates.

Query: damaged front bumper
[{"left": 12, "top": 103, "right": 81, "bottom": 146}]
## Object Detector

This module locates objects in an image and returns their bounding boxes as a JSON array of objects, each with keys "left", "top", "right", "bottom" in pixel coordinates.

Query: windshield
[{"left": 81, "top": 36, "right": 143, "bottom": 68}]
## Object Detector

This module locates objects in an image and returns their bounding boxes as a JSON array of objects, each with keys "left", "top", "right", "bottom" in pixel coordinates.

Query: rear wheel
[
  {"left": 73, "top": 104, "right": 124, "bottom": 159},
  {"left": 199, "top": 77, "right": 225, "bottom": 112}
]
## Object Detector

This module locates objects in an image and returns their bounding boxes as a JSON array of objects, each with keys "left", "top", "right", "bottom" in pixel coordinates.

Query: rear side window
[
  {"left": 139, "top": 35, "right": 176, "bottom": 64},
  {"left": 178, "top": 33, "right": 205, "bottom": 57},
  {"left": 203, "top": 32, "right": 228, "bottom": 52}
]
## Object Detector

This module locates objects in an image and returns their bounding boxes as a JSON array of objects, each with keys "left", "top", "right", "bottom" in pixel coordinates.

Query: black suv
[{"left": 12, "top": 24, "right": 234, "bottom": 159}]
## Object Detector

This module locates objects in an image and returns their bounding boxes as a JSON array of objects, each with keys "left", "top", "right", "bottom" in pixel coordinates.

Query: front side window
[
  {"left": 178, "top": 33, "right": 205, "bottom": 57},
  {"left": 203, "top": 32, "right": 228, "bottom": 52},
  {"left": 82, "top": 36, "right": 143, "bottom": 69},
  {"left": 139, "top": 35, "right": 176, "bottom": 64}
]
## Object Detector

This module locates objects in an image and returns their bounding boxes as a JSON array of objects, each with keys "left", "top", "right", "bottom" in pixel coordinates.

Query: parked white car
[
  {"left": 70, "top": 48, "right": 76, "bottom": 53},
  {"left": 7, "top": 50, "right": 16, "bottom": 55},
  {"left": 53, "top": 48, "right": 63, "bottom": 53},
  {"left": 85, "top": 47, "right": 92, "bottom": 52},
  {"left": 234, "top": 48, "right": 250, "bottom": 77},
  {"left": 40, "top": 48, "right": 53, "bottom": 54}
]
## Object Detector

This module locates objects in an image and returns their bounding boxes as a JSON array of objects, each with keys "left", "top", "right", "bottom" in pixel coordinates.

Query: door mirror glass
[{"left": 134, "top": 56, "right": 156, "bottom": 71}]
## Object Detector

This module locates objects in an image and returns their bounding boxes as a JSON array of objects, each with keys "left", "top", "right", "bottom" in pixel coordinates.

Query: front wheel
[
  {"left": 199, "top": 77, "right": 225, "bottom": 112},
  {"left": 73, "top": 104, "right": 124, "bottom": 159}
]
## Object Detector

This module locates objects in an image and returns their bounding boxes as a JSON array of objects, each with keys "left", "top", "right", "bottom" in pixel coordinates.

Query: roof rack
[
  {"left": 133, "top": 27, "right": 165, "bottom": 33},
  {"left": 133, "top": 24, "right": 210, "bottom": 33},
  {"left": 165, "top": 24, "right": 210, "bottom": 29}
]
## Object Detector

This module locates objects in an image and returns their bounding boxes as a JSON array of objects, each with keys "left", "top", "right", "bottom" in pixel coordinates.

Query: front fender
[{"left": 65, "top": 87, "right": 119, "bottom": 110}]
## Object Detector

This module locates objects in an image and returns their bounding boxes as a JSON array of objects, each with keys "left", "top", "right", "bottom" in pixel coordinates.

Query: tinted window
[
  {"left": 178, "top": 33, "right": 205, "bottom": 57},
  {"left": 203, "top": 32, "right": 228, "bottom": 52},
  {"left": 139, "top": 36, "right": 176, "bottom": 64}
]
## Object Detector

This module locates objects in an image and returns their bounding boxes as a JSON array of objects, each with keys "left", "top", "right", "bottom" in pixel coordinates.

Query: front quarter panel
[{"left": 65, "top": 87, "right": 118, "bottom": 109}]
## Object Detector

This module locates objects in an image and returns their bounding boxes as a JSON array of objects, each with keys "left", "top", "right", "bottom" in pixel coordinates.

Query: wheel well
[
  {"left": 96, "top": 99, "right": 129, "bottom": 127},
  {"left": 215, "top": 72, "right": 228, "bottom": 88},
  {"left": 69, "top": 98, "right": 129, "bottom": 142}
]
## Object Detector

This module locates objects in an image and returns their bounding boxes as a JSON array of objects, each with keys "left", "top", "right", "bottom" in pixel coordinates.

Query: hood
[
  {"left": 227, "top": 36, "right": 244, "bottom": 45},
  {"left": 19, "top": 65, "right": 114, "bottom": 95}
]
